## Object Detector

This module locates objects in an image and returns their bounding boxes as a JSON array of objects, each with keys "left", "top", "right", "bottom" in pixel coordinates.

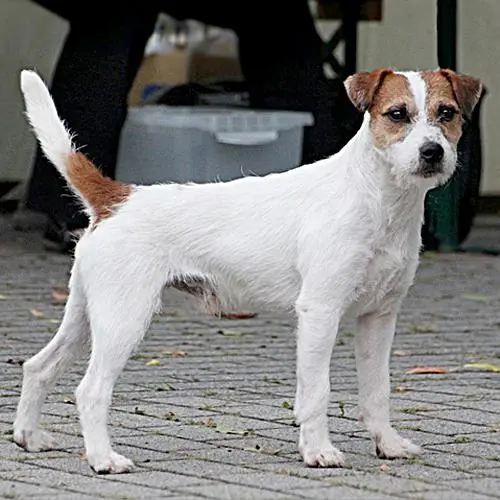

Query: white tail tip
[{"left": 20, "top": 69, "right": 45, "bottom": 94}]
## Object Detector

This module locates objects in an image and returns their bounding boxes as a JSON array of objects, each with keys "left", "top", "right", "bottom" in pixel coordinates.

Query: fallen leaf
[
  {"left": 454, "top": 435, "right": 474, "bottom": 443},
  {"left": 0, "top": 294, "right": 7, "bottom": 300},
  {"left": 281, "top": 401, "right": 293, "bottom": 410},
  {"left": 51, "top": 287, "right": 69, "bottom": 305},
  {"left": 164, "top": 412, "right": 180, "bottom": 421},
  {"left": 394, "top": 386, "right": 408, "bottom": 393},
  {"left": 408, "top": 324, "right": 438, "bottom": 334},
  {"left": 338, "top": 401, "right": 346, "bottom": 418},
  {"left": 380, "top": 463, "right": 391, "bottom": 472},
  {"left": 394, "top": 350, "right": 411, "bottom": 356},
  {"left": 243, "top": 445, "right": 262, "bottom": 453},
  {"left": 161, "top": 348, "right": 187, "bottom": 357},
  {"left": 63, "top": 397, "right": 74, "bottom": 405},
  {"left": 217, "top": 329, "right": 242, "bottom": 337},
  {"left": 406, "top": 367, "right": 449, "bottom": 375},
  {"left": 155, "top": 383, "right": 176, "bottom": 392},
  {"left": 461, "top": 293, "right": 491, "bottom": 302},
  {"left": 146, "top": 359, "right": 161, "bottom": 366},
  {"left": 220, "top": 312, "right": 258, "bottom": 320},
  {"left": 215, "top": 424, "right": 251, "bottom": 435},
  {"left": 49, "top": 319, "right": 60, "bottom": 324},
  {"left": 463, "top": 363, "right": 500, "bottom": 373},
  {"left": 30, "top": 309, "right": 44, "bottom": 318},
  {"left": 206, "top": 418, "right": 217, "bottom": 428},
  {"left": 6, "top": 358, "right": 24, "bottom": 366}
]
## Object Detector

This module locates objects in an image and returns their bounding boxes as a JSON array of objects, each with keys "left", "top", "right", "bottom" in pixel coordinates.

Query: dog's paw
[
  {"left": 374, "top": 429, "right": 421, "bottom": 459},
  {"left": 13, "top": 428, "right": 58, "bottom": 452},
  {"left": 301, "top": 444, "right": 345, "bottom": 468},
  {"left": 89, "top": 451, "right": 134, "bottom": 474}
]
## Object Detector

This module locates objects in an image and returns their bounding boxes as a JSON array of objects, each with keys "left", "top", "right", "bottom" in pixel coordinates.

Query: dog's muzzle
[{"left": 416, "top": 141, "right": 445, "bottom": 178}]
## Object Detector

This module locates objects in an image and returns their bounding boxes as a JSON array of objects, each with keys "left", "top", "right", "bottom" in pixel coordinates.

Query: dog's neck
[{"left": 342, "top": 113, "right": 430, "bottom": 230}]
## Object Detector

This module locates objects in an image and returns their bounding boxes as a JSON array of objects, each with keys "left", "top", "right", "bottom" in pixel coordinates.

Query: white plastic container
[{"left": 115, "top": 106, "right": 313, "bottom": 184}]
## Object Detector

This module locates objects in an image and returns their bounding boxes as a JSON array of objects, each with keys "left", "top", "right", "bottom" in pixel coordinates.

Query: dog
[{"left": 14, "top": 68, "right": 482, "bottom": 473}]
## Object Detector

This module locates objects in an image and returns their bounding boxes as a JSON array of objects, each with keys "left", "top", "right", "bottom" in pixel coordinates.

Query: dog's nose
[{"left": 419, "top": 142, "right": 444, "bottom": 163}]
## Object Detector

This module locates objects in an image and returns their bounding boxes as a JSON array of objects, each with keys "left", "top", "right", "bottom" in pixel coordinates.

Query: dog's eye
[
  {"left": 385, "top": 108, "right": 408, "bottom": 123},
  {"left": 438, "top": 106, "right": 457, "bottom": 122}
]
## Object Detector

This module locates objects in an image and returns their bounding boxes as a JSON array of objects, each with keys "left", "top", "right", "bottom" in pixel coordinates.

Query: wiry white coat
[{"left": 15, "top": 69, "right": 461, "bottom": 473}]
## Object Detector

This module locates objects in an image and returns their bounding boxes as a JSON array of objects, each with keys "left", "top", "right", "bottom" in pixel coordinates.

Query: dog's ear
[
  {"left": 440, "top": 69, "right": 483, "bottom": 119},
  {"left": 344, "top": 69, "right": 393, "bottom": 112}
]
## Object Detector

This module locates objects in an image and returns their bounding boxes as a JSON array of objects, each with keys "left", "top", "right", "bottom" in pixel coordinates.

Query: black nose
[{"left": 420, "top": 142, "right": 444, "bottom": 163}]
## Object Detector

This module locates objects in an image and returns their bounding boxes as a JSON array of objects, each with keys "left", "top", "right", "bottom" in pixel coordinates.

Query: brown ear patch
[
  {"left": 439, "top": 69, "right": 483, "bottom": 119},
  {"left": 66, "top": 152, "right": 132, "bottom": 226},
  {"left": 344, "top": 68, "right": 394, "bottom": 112}
]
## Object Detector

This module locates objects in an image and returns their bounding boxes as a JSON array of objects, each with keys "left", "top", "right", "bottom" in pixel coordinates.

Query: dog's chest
[{"left": 353, "top": 242, "right": 417, "bottom": 315}]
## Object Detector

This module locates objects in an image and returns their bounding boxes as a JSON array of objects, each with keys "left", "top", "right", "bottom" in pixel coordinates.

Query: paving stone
[
  {"left": 327, "top": 473, "right": 435, "bottom": 494},
  {"left": 1, "top": 215, "right": 499, "bottom": 498},
  {"left": 0, "top": 468, "right": 171, "bottom": 497},
  {"left": 0, "top": 480, "right": 79, "bottom": 498},
  {"left": 403, "top": 490, "right": 497, "bottom": 500},
  {"left": 177, "top": 482, "right": 303, "bottom": 499},
  {"left": 442, "top": 478, "right": 500, "bottom": 498}
]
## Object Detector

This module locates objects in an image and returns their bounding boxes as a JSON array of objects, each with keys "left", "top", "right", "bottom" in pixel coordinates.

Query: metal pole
[{"left": 426, "top": 0, "right": 459, "bottom": 251}]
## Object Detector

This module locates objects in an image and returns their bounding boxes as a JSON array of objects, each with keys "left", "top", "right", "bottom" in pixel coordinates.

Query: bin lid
[{"left": 127, "top": 106, "right": 314, "bottom": 132}]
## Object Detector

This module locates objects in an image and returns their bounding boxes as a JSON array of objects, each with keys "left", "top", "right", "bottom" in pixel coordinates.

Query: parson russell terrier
[{"left": 14, "top": 68, "right": 481, "bottom": 473}]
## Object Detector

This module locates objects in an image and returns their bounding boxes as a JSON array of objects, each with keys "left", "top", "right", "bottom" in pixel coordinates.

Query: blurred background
[{"left": 0, "top": 0, "right": 498, "bottom": 252}]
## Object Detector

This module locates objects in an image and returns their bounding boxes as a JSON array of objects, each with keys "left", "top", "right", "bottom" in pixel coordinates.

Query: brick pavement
[{"left": 0, "top": 213, "right": 499, "bottom": 499}]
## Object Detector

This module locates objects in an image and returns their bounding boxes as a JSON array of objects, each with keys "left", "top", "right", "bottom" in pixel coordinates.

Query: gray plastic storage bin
[{"left": 115, "top": 106, "right": 313, "bottom": 184}]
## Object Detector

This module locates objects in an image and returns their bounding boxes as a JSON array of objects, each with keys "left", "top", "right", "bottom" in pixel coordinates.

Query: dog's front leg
[
  {"left": 293, "top": 300, "right": 344, "bottom": 467},
  {"left": 355, "top": 308, "right": 421, "bottom": 459}
]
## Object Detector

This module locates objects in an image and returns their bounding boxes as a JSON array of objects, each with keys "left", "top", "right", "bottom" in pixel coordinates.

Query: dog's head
[{"left": 344, "top": 68, "right": 482, "bottom": 187}]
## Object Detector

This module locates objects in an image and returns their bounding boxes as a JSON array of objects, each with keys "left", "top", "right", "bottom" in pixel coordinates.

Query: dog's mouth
[{"left": 414, "top": 162, "right": 444, "bottom": 179}]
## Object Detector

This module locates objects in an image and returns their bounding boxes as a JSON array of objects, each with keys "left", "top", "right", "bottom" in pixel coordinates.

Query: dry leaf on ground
[
  {"left": 393, "top": 350, "right": 411, "bottom": 356},
  {"left": 220, "top": 312, "right": 258, "bottom": 320},
  {"left": 461, "top": 293, "right": 491, "bottom": 302},
  {"left": 394, "top": 386, "right": 409, "bottom": 392},
  {"left": 218, "top": 329, "right": 242, "bottom": 337},
  {"left": 406, "top": 366, "right": 449, "bottom": 375},
  {"left": 408, "top": 324, "right": 438, "bottom": 333},
  {"left": 51, "top": 287, "right": 69, "bottom": 305},
  {"left": 30, "top": 309, "right": 44, "bottom": 318},
  {"left": 215, "top": 424, "right": 251, "bottom": 435},
  {"left": 146, "top": 359, "right": 161, "bottom": 366},
  {"left": 6, "top": 358, "right": 24, "bottom": 366},
  {"left": 161, "top": 348, "right": 187, "bottom": 357},
  {"left": 463, "top": 362, "right": 500, "bottom": 373}
]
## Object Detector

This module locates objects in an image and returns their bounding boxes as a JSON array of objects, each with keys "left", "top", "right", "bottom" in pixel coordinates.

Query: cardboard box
[{"left": 128, "top": 49, "right": 243, "bottom": 106}]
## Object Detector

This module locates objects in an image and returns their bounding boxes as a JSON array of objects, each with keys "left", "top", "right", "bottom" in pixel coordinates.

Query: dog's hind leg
[
  {"left": 293, "top": 293, "right": 345, "bottom": 468},
  {"left": 355, "top": 309, "right": 421, "bottom": 459},
  {"left": 14, "top": 273, "right": 89, "bottom": 451},
  {"left": 75, "top": 265, "right": 164, "bottom": 474}
]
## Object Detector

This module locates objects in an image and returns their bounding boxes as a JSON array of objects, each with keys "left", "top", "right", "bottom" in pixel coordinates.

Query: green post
[{"left": 425, "top": 0, "right": 459, "bottom": 251}]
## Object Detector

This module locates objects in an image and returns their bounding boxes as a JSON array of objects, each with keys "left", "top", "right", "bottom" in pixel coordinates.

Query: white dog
[{"left": 14, "top": 68, "right": 481, "bottom": 473}]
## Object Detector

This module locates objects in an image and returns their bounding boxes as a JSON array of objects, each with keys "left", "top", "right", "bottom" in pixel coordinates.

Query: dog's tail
[{"left": 20, "top": 70, "right": 131, "bottom": 222}]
